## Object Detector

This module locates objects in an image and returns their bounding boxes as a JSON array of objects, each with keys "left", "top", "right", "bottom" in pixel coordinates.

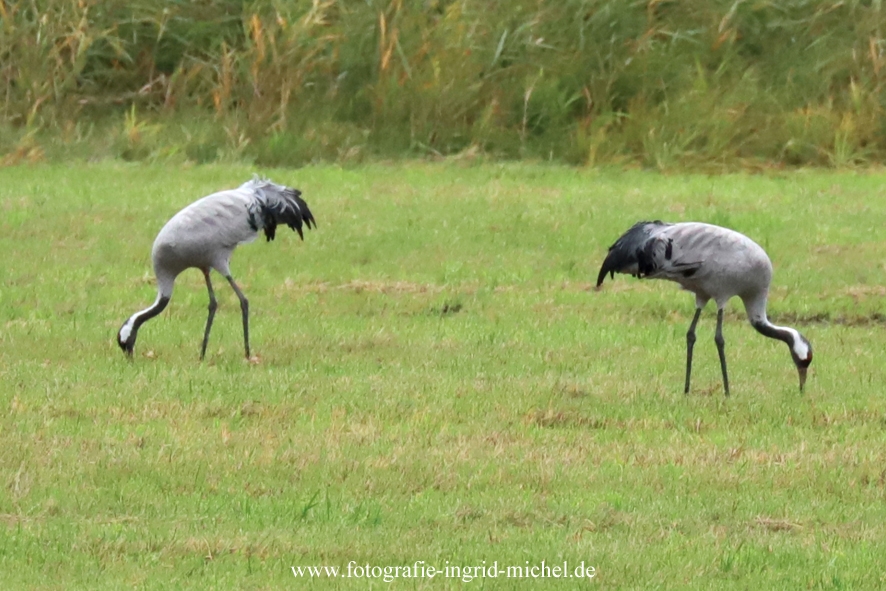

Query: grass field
[{"left": 1, "top": 162, "right": 886, "bottom": 589}]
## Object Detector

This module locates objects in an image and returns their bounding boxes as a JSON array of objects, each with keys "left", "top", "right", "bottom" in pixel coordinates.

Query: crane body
[
  {"left": 597, "top": 221, "right": 812, "bottom": 395},
  {"left": 117, "top": 177, "right": 315, "bottom": 360}
]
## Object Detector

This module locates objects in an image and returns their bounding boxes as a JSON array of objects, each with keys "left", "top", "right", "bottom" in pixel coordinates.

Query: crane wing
[{"left": 636, "top": 234, "right": 704, "bottom": 280}]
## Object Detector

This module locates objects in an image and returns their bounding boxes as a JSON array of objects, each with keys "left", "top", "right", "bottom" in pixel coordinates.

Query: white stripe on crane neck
[{"left": 119, "top": 318, "right": 135, "bottom": 342}]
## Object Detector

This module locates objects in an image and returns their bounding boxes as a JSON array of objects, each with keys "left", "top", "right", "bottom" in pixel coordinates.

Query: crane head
[
  {"left": 789, "top": 333, "right": 813, "bottom": 391},
  {"left": 117, "top": 319, "right": 136, "bottom": 357}
]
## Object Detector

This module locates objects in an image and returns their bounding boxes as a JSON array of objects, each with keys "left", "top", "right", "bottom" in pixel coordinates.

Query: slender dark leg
[
  {"left": 684, "top": 308, "right": 703, "bottom": 394},
  {"left": 715, "top": 308, "right": 729, "bottom": 396},
  {"left": 225, "top": 275, "right": 250, "bottom": 358},
  {"left": 200, "top": 269, "right": 218, "bottom": 361}
]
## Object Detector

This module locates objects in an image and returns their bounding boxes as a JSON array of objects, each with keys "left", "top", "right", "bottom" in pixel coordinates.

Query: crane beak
[
  {"left": 118, "top": 339, "right": 134, "bottom": 358},
  {"left": 798, "top": 366, "right": 808, "bottom": 392}
]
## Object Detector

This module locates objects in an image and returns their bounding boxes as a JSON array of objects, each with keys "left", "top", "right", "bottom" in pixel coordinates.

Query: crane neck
[
  {"left": 750, "top": 318, "right": 798, "bottom": 347},
  {"left": 119, "top": 294, "right": 170, "bottom": 343},
  {"left": 745, "top": 293, "right": 796, "bottom": 348},
  {"left": 135, "top": 294, "right": 170, "bottom": 325},
  {"left": 743, "top": 293, "right": 812, "bottom": 366}
]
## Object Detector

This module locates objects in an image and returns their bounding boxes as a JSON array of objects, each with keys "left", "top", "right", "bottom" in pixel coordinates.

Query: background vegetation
[{"left": 3, "top": 0, "right": 886, "bottom": 168}]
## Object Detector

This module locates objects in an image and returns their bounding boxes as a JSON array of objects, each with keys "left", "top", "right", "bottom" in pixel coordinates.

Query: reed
[{"left": 2, "top": 0, "right": 885, "bottom": 168}]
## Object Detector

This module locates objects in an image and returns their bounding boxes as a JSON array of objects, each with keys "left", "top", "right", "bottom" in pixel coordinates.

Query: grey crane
[
  {"left": 596, "top": 221, "right": 812, "bottom": 395},
  {"left": 117, "top": 177, "right": 316, "bottom": 360}
]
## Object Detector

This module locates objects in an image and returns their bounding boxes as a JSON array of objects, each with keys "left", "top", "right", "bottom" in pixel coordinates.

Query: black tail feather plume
[
  {"left": 250, "top": 180, "right": 317, "bottom": 242},
  {"left": 262, "top": 188, "right": 317, "bottom": 241},
  {"left": 596, "top": 220, "right": 667, "bottom": 286}
]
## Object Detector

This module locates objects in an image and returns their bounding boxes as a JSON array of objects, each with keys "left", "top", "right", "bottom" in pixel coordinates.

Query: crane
[
  {"left": 117, "top": 176, "right": 316, "bottom": 360},
  {"left": 596, "top": 221, "right": 812, "bottom": 395}
]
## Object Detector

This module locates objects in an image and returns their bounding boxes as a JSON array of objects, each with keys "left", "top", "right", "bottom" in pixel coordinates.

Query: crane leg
[
  {"left": 715, "top": 308, "right": 729, "bottom": 396},
  {"left": 225, "top": 275, "right": 250, "bottom": 358},
  {"left": 684, "top": 308, "right": 702, "bottom": 394},
  {"left": 200, "top": 269, "right": 218, "bottom": 361}
]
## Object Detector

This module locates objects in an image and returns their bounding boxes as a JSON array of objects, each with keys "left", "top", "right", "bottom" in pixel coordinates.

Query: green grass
[{"left": 1, "top": 162, "right": 886, "bottom": 589}]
